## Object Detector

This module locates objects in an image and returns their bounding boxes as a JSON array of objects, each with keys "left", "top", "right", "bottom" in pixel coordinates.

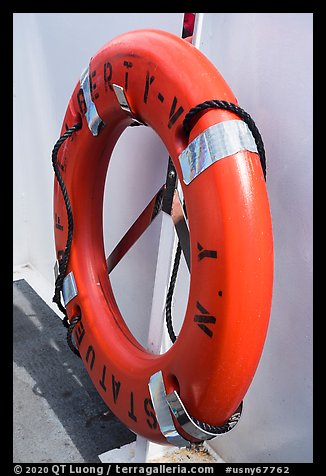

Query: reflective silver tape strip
[
  {"left": 148, "top": 371, "right": 190, "bottom": 447},
  {"left": 62, "top": 271, "right": 78, "bottom": 306},
  {"left": 178, "top": 119, "right": 258, "bottom": 184},
  {"left": 80, "top": 66, "right": 104, "bottom": 136}
]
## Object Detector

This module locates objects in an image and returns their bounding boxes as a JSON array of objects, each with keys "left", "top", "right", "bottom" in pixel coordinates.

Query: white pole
[{"left": 134, "top": 211, "right": 177, "bottom": 462}]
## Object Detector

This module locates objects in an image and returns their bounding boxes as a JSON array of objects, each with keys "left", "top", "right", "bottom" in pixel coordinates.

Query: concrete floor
[{"left": 13, "top": 279, "right": 136, "bottom": 463}]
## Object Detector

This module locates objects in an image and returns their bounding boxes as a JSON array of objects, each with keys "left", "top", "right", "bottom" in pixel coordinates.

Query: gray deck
[{"left": 13, "top": 279, "right": 136, "bottom": 463}]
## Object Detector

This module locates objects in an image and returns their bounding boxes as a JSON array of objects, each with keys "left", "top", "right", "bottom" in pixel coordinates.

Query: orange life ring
[{"left": 53, "top": 29, "right": 273, "bottom": 445}]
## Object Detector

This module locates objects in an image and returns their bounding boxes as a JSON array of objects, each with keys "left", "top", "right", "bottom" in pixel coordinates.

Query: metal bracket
[
  {"left": 80, "top": 66, "right": 105, "bottom": 136},
  {"left": 162, "top": 160, "right": 190, "bottom": 270},
  {"left": 112, "top": 84, "right": 145, "bottom": 126},
  {"left": 148, "top": 371, "right": 191, "bottom": 447},
  {"left": 162, "top": 159, "right": 178, "bottom": 215},
  {"left": 62, "top": 271, "right": 78, "bottom": 306},
  {"left": 167, "top": 391, "right": 243, "bottom": 440},
  {"left": 170, "top": 189, "right": 190, "bottom": 271},
  {"left": 148, "top": 370, "right": 243, "bottom": 446},
  {"left": 106, "top": 159, "right": 190, "bottom": 274}
]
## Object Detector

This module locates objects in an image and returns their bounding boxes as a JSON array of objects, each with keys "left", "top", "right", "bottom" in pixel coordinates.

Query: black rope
[
  {"left": 151, "top": 187, "right": 165, "bottom": 221},
  {"left": 52, "top": 121, "right": 82, "bottom": 332},
  {"left": 165, "top": 241, "right": 182, "bottom": 343},
  {"left": 66, "top": 315, "right": 82, "bottom": 358}
]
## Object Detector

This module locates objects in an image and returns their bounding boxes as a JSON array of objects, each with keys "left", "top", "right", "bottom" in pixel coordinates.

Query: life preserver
[{"left": 53, "top": 29, "right": 273, "bottom": 445}]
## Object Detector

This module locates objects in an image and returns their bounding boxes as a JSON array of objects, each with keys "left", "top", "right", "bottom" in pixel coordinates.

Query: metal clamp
[
  {"left": 62, "top": 271, "right": 78, "bottom": 306},
  {"left": 112, "top": 84, "right": 145, "bottom": 126},
  {"left": 148, "top": 370, "right": 243, "bottom": 446},
  {"left": 162, "top": 160, "right": 190, "bottom": 270},
  {"left": 167, "top": 391, "right": 243, "bottom": 440},
  {"left": 148, "top": 371, "right": 191, "bottom": 447},
  {"left": 53, "top": 261, "right": 59, "bottom": 281},
  {"left": 80, "top": 66, "right": 105, "bottom": 136}
]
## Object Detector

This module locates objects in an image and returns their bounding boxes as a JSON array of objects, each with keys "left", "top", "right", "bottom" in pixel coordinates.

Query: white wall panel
[{"left": 193, "top": 12, "right": 313, "bottom": 463}]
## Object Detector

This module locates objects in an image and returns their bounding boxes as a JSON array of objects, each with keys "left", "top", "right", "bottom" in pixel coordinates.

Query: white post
[
  {"left": 146, "top": 212, "right": 177, "bottom": 354},
  {"left": 134, "top": 211, "right": 177, "bottom": 462}
]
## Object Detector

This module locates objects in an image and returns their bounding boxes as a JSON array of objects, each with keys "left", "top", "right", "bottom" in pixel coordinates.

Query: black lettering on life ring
[
  {"left": 77, "top": 89, "right": 87, "bottom": 115},
  {"left": 74, "top": 319, "right": 85, "bottom": 346},
  {"left": 55, "top": 214, "right": 64, "bottom": 231},
  {"left": 90, "top": 69, "right": 99, "bottom": 100},
  {"left": 194, "top": 301, "right": 216, "bottom": 338},
  {"left": 168, "top": 96, "right": 184, "bottom": 129},
  {"left": 143, "top": 71, "right": 155, "bottom": 104},
  {"left": 99, "top": 364, "right": 107, "bottom": 392},
  {"left": 103, "top": 62, "right": 113, "bottom": 92},
  {"left": 144, "top": 398, "right": 157, "bottom": 430},
  {"left": 123, "top": 61, "right": 133, "bottom": 91},
  {"left": 197, "top": 242, "right": 217, "bottom": 260},
  {"left": 85, "top": 345, "right": 96, "bottom": 370},
  {"left": 112, "top": 374, "right": 121, "bottom": 404},
  {"left": 128, "top": 392, "right": 137, "bottom": 422}
]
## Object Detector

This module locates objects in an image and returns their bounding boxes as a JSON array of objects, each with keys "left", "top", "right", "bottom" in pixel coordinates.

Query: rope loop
[
  {"left": 66, "top": 315, "right": 82, "bottom": 358},
  {"left": 182, "top": 100, "right": 266, "bottom": 181},
  {"left": 51, "top": 122, "right": 82, "bottom": 319}
]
